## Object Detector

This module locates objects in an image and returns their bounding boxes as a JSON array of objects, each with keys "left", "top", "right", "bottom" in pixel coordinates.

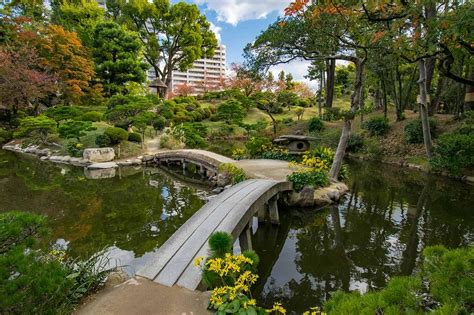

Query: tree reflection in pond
[
  {"left": 0, "top": 150, "right": 207, "bottom": 274},
  {"left": 253, "top": 160, "right": 474, "bottom": 313}
]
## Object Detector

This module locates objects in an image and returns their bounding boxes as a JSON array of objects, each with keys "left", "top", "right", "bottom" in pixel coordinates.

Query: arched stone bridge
[
  {"left": 144, "top": 149, "right": 235, "bottom": 177},
  {"left": 136, "top": 179, "right": 292, "bottom": 291},
  {"left": 144, "top": 149, "right": 294, "bottom": 181}
]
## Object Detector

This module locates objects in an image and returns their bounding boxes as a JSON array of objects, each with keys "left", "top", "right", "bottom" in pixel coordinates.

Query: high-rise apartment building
[{"left": 169, "top": 44, "right": 227, "bottom": 95}]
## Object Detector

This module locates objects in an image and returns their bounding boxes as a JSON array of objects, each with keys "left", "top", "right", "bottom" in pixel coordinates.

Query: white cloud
[
  {"left": 209, "top": 22, "right": 222, "bottom": 42},
  {"left": 194, "top": 0, "right": 289, "bottom": 25},
  {"left": 270, "top": 60, "right": 319, "bottom": 91}
]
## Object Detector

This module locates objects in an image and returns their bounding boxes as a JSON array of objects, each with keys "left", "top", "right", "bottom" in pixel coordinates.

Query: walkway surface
[
  {"left": 136, "top": 179, "right": 292, "bottom": 290},
  {"left": 76, "top": 278, "right": 210, "bottom": 315},
  {"left": 234, "top": 159, "right": 293, "bottom": 181},
  {"left": 148, "top": 149, "right": 293, "bottom": 181}
]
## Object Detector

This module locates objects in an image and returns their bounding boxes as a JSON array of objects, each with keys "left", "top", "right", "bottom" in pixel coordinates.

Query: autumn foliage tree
[
  {"left": 37, "top": 25, "right": 98, "bottom": 105},
  {"left": 0, "top": 48, "right": 56, "bottom": 114},
  {"left": 174, "top": 83, "right": 196, "bottom": 97}
]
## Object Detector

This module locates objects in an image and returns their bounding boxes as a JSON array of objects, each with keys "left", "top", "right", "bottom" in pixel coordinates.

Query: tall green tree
[
  {"left": 91, "top": 21, "right": 148, "bottom": 97},
  {"left": 119, "top": 0, "right": 218, "bottom": 97},
  {"left": 51, "top": 0, "right": 105, "bottom": 47}
]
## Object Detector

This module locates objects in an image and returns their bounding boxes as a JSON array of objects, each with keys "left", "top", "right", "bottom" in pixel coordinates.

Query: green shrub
[
  {"left": 95, "top": 134, "right": 111, "bottom": 147},
  {"left": 308, "top": 117, "right": 324, "bottom": 132},
  {"left": 15, "top": 115, "right": 57, "bottom": 143},
  {"left": 128, "top": 132, "right": 142, "bottom": 143},
  {"left": 66, "top": 141, "right": 84, "bottom": 157},
  {"left": 261, "top": 146, "right": 294, "bottom": 161},
  {"left": 423, "top": 245, "right": 473, "bottom": 310},
  {"left": 0, "top": 128, "right": 13, "bottom": 144},
  {"left": 363, "top": 116, "right": 390, "bottom": 136},
  {"left": 430, "top": 133, "right": 474, "bottom": 174},
  {"left": 245, "top": 136, "right": 272, "bottom": 157},
  {"left": 80, "top": 111, "right": 103, "bottom": 122},
  {"left": 404, "top": 118, "right": 437, "bottom": 144},
  {"left": 172, "top": 123, "right": 207, "bottom": 148},
  {"left": 104, "top": 127, "right": 128, "bottom": 145},
  {"left": 322, "top": 107, "right": 341, "bottom": 121},
  {"left": 218, "top": 163, "right": 247, "bottom": 184},
  {"left": 152, "top": 117, "right": 166, "bottom": 133},
  {"left": 208, "top": 231, "right": 233, "bottom": 258},
  {"left": 347, "top": 133, "right": 364, "bottom": 152},
  {"left": 287, "top": 169, "right": 328, "bottom": 191},
  {"left": 0, "top": 212, "right": 110, "bottom": 314},
  {"left": 58, "top": 120, "right": 95, "bottom": 142},
  {"left": 324, "top": 277, "right": 422, "bottom": 314},
  {"left": 217, "top": 99, "right": 245, "bottom": 124}
]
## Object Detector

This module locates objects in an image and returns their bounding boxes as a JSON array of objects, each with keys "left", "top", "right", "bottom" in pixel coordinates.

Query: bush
[
  {"left": 208, "top": 232, "right": 233, "bottom": 258},
  {"left": 347, "top": 133, "right": 364, "bottom": 152},
  {"left": 0, "top": 212, "right": 110, "bottom": 314},
  {"left": 0, "top": 128, "right": 13, "bottom": 144},
  {"left": 80, "top": 111, "right": 103, "bottom": 122},
  {"left": 66, "top": 141, "right": 84, "bottom": 157},
  {"left": 152, "top": 117, "right": 166, "bottom": 133},
  {"left": 95, "top": 134, "right": 111, "bottom": 147},
  {"left": 128, "top": 132, "right": 142, "bottom": 143},
  {"left": 261, "top": 146, "right": 294, "bottom": 161},
  {"left": 172, "top": 123, "right": 207, "bottom": 148},
  {"left": 245, "top": 136, "right": 272, "bottom": 157},
  {"left": 15, "top": 115, "right": 57, "bottom": 143},
  {"left": 363, "top": 116, "right": 390, "bottom": 136},
  {"left": 287, "top": 169, "right": 328, "bottom": 191},
  {"left": 218, "top": 163, "right": 247, "bottom": 184},
  {"left": 404, "top": 118, "right": 437, "bottom": 144},
  {"left": 308, "top": 117, "right": 324, "bottom": 132},
  {"left": 217, "top": 99, "right": 245, "bottom": 124},
  {"left": 159, "top": 133, "right": 185, "bottom": 150},
  {"left": 431, "top": 133, "right": 474, "bottom": 174},
  {"left": 104, "top": 127, "right": 128, "bottom": 145},
  {"left": 322, "top": 107, "right": 341, "bottom": 121}
]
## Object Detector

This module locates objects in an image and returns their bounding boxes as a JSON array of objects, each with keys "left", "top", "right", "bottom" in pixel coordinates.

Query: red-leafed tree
[
  {"left": 174, "top": 82, "right": 196, "bottom": 97},
  {"left": 228, "top": 64, "right": 264, "bottom": 97},
  {"left": 0, "top": 47, "right": 56, "bottom": 114}
]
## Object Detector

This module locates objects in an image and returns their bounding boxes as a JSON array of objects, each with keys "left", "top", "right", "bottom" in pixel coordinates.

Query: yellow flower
[
  {"left": 247, "top": 299, "right": 256, "bottom": 306},
  {"left": 270, "top": 302, "right": 286, "bottom": 314},
  {"left": 193, "top": 256, "right": 204, "bottom": 267}
]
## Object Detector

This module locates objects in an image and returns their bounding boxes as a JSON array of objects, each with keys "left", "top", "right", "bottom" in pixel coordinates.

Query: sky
[{"left": 174, "top": 0, "right": 317, "bottom": 89}]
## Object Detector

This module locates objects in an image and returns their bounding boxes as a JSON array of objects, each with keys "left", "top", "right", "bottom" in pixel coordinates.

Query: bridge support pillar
[
  {"left": 239, "top": 222, "right": 253, "bottom": 252},
  {"left": 268, "top": 195, "right": 280, "bottom": 225},
  {"left": 257, "top": 207, "right": 267, "bottom": 223}
]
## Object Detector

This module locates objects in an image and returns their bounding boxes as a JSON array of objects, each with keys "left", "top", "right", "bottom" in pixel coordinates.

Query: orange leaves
[
  {"left": 372, "top": 31, "right": 385, "bottom": 43},
  {"left": 284, "top": 0, "right": 309, "bottom": 16}
]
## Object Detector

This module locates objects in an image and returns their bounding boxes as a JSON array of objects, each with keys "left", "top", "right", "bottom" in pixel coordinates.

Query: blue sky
[{"left": 174, "top": 0, "right": 317, "bottom": 89}]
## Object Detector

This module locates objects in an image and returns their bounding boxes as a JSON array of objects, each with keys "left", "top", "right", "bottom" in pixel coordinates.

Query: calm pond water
[
  {"left": 252, "top": 159, "right": 474, "bottom": 313},
  {"left": 1, "top": 150, "right": 473, "bottom": 313},
  {"left": 0, "top": 149, "right": 209, "bottom": 274}
]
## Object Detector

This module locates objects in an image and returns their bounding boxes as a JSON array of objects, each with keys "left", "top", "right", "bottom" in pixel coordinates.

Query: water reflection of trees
[
  {"left": 256, "top": 160, "right": 473, "bottom": 313},
  {"left": 0, "top": 151, "right": 205, "bottom": 259}
]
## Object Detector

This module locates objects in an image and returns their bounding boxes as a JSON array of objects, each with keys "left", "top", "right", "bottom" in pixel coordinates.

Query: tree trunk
[
  {"left": 325, "top": 59, "right": 336, "bottom": 108},
  {"left": 381, "top": 75, "right": 388, "bottom": 119},
  {"left": 329, "top": 58, "right": 364, "bottom": 181},
  {"left": 464, "top": 67, "right": 474, "bottom": 112},
  {"left": 418, "top": 59, "right": 433, "bottom": 159},
  {"left": 431, "top": 74, "right": 446, "bottom": 115},
  {"left": 318, "top": 69, "right": 323, "bottom": 117}
]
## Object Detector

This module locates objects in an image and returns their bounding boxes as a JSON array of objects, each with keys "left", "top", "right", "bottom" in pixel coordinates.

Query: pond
[
  {"left": 252, "top": 159, "right": 474, "bottom": 313},
  {"left": 0, "top": 149, "right": 210, "bottom": 275},
  {"left": 1, "top": 150, "right": 473, "bottom": 313}
]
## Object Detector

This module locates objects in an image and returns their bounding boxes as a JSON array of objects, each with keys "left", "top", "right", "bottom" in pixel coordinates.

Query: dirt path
[{"left": 75, "top": 278, "right": 211, "bottom": 315}]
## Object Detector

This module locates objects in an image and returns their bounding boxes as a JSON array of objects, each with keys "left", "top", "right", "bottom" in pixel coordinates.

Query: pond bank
[{"left": 347, "top": 153, "right": 474, "bottom": 184}]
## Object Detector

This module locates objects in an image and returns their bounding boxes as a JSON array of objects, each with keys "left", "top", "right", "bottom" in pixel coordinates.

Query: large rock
[{"left": 83, "top": 148, "right": 115, "bottom": 163}]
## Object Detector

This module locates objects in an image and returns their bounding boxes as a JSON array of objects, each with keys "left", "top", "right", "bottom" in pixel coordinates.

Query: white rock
[{"left": 83, "top": 148, "right": 115, "bottom": 163}]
